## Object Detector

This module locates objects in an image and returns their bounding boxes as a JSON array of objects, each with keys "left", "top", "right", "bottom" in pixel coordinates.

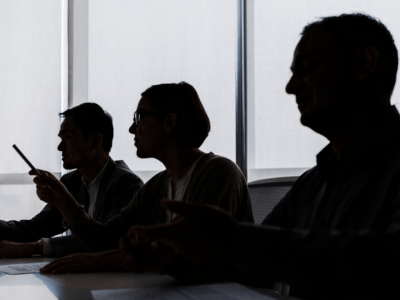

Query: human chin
[
  {"left": 135, "top": 147, "right": 151, "bottom": 159},
  {"left": 62, "top": 158, "right": 78, "bottom": 170},
  {"left": 299, "top": 108, "right": 321, "bottom": 130},
  {"left": 138, "top": 144, "right": 158, "bottom": 158},
  {"left": 298, "top": 105, "right": 313, "bottom": 124}
]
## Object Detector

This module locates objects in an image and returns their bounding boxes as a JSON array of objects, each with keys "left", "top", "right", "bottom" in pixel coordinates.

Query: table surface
[{"left": 0, "top": 257, "right": 299, "bottom": 300}]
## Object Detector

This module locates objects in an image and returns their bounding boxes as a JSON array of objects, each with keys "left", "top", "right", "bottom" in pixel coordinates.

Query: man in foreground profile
[
  {"left": 0, "top": 103, "right": 143, "bottom": 258},
  {"left": 122, "top": 14, "right": 400, "bottom": 299}
]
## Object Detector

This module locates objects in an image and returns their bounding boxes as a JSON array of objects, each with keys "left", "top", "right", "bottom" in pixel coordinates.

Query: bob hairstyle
[{"left": 141, "top": 82, "right": 210, "bottom": 148}]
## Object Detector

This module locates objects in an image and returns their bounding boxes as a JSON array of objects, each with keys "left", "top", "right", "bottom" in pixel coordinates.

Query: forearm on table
[
  {"left": 96, "top": 248, "right": 127, "bottom": 271},
  {"left": 0, "top": 240, "right": 43, "bottom": 258},
  {"left": 26, "top": 240, "right": 43, "bottom": 256}
]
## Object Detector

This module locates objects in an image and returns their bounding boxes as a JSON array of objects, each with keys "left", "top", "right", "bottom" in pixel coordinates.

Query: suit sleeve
[
  {"left": 0, "top": 203, "right": 65, "bottom": 243},
  {"left": 101, "top": 172, "right": 143, "bottom": 222},
  {"left": 48, "top": 173, "right": 143, "bottom": 257},
  {"left": 69, "top": 191, "right": 144, "bottom": 253},
  {"left": 45, "top": 235, "right": 89, "bottom": 257}
]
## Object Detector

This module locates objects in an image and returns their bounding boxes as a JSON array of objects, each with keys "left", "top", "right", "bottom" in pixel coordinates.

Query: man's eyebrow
[
  {"left": 296, "top": 53, "right": 317, "bottom": 61},
  {"left": 58, "top": 129, "right": 69, "bottom": 136},
  {"left": 136, "top": 108, "right": 153, "bottom": 113},
  {"left": 290, "top": 53, "right": 317, "bottom": 72}
]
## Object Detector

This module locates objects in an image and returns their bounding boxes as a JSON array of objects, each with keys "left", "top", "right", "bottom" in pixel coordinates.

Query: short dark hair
[
  {"left": 141, "top": 82, "right": 211, "bottom": 148},
  {"left": 302, "top": 13, "right": 398, "bottom": 96},
  {"left": 59, "top": 103, "right": 114, "bottom": 152}
]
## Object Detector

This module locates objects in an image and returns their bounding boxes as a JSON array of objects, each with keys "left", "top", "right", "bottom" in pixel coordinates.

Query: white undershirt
[
  {"left": 81, "top": 159, "right": 109, "bottom": 218},
  {"left": 166, "top": 154, "right": 204, "bottom": 222}
]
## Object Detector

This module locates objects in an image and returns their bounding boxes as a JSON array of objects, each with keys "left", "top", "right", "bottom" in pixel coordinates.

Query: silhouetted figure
[
  {"left": 0, "top": 103, "right": 143, "bottom": 258},
  {"left": 35, "top": 82, "right": 253, "bottom": 274},
  {"left": 121, "top": 14, "right": 400, "bottom": 299}
]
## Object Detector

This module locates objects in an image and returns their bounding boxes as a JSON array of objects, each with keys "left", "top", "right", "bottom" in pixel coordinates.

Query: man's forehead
[
  {"left": 293, "top": 29, "right": 334, "bottom": 61},
  {"left": 59, "top": 116, "right": 79, "bottom": 134}
]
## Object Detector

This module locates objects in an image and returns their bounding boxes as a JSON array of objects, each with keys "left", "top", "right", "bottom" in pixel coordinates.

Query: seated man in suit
[
  {"left": 0, "top": 102, "right": 143, "bottom": 258},
  {"left": 116, "top": 14, "right": 400, "bottom": 299}
]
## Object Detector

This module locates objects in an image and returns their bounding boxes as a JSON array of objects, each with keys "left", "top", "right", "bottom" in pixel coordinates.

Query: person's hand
[
  {"left": 0, "top": 240, "right": 41, "bottom": 258},
  {"left": 29, "top": 169, "right": 74, "bottom": 207},
  {"left": 119, "top": 235, "right": 175, "bottom": 273},
  {"left": 40, "top": 253, "right": 103, "bottom": 274},
  {"left": 127, "top": 200, "right": 238, "bottom": 264}
]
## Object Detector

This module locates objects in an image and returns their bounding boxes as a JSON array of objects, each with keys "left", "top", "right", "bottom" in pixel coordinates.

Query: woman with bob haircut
[{"left": 34, "top": 82, "right": 253, "bottom": 274}]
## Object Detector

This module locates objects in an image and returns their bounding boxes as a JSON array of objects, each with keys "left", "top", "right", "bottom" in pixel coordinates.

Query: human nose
[
  {"left": 285, "top": 74, "right": 301, "bottom": 95},
  {"left": 57, "top": 140, "right": 64, "bottom": 152},
  {"left": 129, "top": 122, "right": 137, "bottom": 134}
]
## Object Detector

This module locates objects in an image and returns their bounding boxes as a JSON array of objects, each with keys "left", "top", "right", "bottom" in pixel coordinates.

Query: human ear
[
  {"left": 91, "top": 133, "right": 103, "bottom": 149},
  {"left": 355, "top": 45, "right": 379, "bottom": 81},
  {"left": 164, "top": 113, "right": 177, "bottom": 134}
]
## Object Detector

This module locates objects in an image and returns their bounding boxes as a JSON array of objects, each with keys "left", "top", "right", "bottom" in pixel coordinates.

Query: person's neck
[
  {"left": 326, "top": 125, "right": 363, "bottom": 161},
  {"left": 159, "top": 146, "right": 205, "bottom": 185},
  {"left": 324, "top": 104, "right": 389, "bottom": 160},
  {"left": 78, "top": 153, "right": 110, "bottom": 183}
]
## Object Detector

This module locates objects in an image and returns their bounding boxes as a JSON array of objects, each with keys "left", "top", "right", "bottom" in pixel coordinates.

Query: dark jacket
[
  {"left": 232, "top": 106, "right": 400, "bottom": 299},
  {"left": 0, "top": 158, "right": 143, "bottom": 257}
]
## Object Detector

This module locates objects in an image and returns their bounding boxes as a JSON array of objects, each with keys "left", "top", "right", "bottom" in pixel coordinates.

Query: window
[
  {"left": 247, "top": 0, "right": 400, "bottom": 182},
  {"left": 2, "top": 0, "right": 400, "bottom": 219},
  {"left": 0, "top": 0, "right": 62, "bottom": 220},
  {"left": 88, "top": 0, "right": 237, "bottom": 182}
]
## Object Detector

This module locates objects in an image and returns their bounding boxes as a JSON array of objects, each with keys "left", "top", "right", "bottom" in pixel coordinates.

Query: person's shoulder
[
  {"left": 141, "top": 170, "right": 169, "bottom": 189},
  {"left": 197, "top": 153, "right": 243, "bottom": 178},
  {"left": 133, "top": 170, "right": 169, "bottom": 200},
  {"left": 288, "top": 166, "right": 319, "bottom": 192},
  {"left": 201, "top": 153, "right": 240, "bottom": 169},
  {"left": 60, "top": 169, "right": 80, "bottom": 183},
  {"left": 297, "top": 166, "right": 318, "bottom": 181},
  {"left": 114, "top": 160, "right": 134, "bottom": 175},
  {"left": 111, "top": 159, "right": 143, "bottom": 182}
]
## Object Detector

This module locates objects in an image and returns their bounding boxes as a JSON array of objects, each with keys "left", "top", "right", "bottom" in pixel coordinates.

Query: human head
[
  {"left": 302, "top": 13, "right": 398, "bottom": 99},
  {"left": 58, "top": 103, "right": 113, "bottom": 169},
  {"left": 286, "top": 13, "right": 398, "bottom": 134},
  {"left": 59, "top": 102, "right": 113, "bottom": 153},
  {"left": 128, "top": 82, "right": 210, "bottom": 159},
  {"left": 141, "top": 82, "right": 210, "bottom": 148}
]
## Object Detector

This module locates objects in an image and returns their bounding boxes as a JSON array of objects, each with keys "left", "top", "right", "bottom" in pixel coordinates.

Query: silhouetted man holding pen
[
  {"left": 120, "top": 14, "right": 400, "bottom": 299},
  {"left": 0, "top": 103, "right": 143, "bottom": 258}
]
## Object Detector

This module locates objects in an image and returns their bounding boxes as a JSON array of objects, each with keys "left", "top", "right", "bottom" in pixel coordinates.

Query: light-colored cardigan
[{"left": 71, "top": 153, "right": 254, "bottom": 252}]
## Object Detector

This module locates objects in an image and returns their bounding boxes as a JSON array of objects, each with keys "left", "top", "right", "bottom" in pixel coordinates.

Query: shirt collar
[{"left": 82, "top": 157, "right": 110, "bottom": 188}]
